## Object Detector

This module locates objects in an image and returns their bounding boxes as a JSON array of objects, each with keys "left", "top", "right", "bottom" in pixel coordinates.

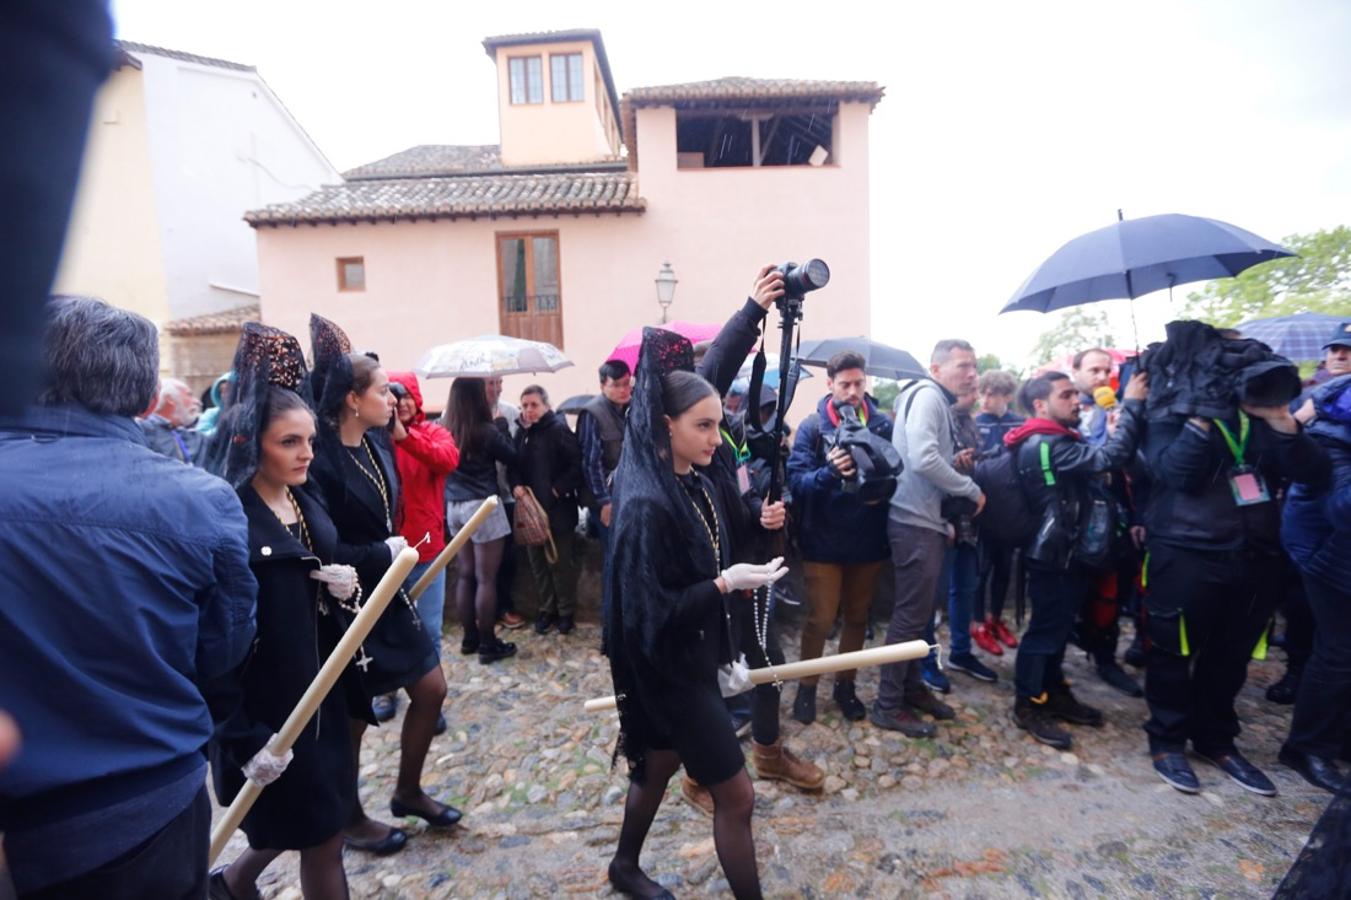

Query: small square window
[{"left": 337, "top": 257, "right": 365, "bottom": 292}]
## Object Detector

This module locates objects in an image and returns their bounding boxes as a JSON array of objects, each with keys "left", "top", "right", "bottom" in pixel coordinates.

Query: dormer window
[
  {"left": 509, "top": 56, "right": 543, "bottom": 105},
  {"left": 550, "top": 53, "right": 584, "bottom": 102}
]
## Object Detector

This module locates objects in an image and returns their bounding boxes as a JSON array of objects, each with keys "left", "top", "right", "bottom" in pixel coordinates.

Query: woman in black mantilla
[
  {"left": 605, "top": 328, "right": 788, "bottom": 900},
  {"left": 204, "top": 323, "right": 367, "bottom": 899},
  {"left": 307, "top": 315, "right": 459, "bottom": 855}
]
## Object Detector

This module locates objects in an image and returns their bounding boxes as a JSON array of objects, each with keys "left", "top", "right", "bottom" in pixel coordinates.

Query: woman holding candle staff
[
  {"left": 204, "top": 323, "right": 366, "bottom": 899},
  {"left": 604, "top": 327, "right": 788, "bottom": 900}
]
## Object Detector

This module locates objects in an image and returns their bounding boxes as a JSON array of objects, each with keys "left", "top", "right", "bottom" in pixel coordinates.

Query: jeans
[
  {"left": 1285, "top": 574, "right": 1351, "bottom": 758},
  {"left": 945, "top": 544, "right": 978, "bottom": 657},
  {"left": 877, "top": 521, "right": 948, "bottom": 711},
  {"left": 407, "top": 560, "right": 446, "bottom": 661},
  {"left": 1014, "top": 565, "right": 1089, "bottom": 699},
  {"left": 977, "top": 538, "right": 1016, "bottom": 621},
  {"left": 1143, "top": 543, "right": 1279, "bottom": 755}
]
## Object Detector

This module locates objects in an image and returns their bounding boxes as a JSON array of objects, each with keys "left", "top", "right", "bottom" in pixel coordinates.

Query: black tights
[
  {"left": 609, "top": 749, "right": 761, "bottom": 899},
  {"left": 221, "top": 832, "right": 348, "bottom": 899},
  {"left": 456, "top": 537, "right": 505, "bottom": 644}
]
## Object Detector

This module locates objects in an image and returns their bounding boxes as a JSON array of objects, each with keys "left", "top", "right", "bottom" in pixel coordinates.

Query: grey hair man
[
  {"left": 871, "top": 338, "right": 985, "bottom": 737},
  {"left": 0, "top": 296, "right": 256, "bottom": 898},
  {"left": 140, "top": 376, "right": 205, "bottom": 464}
]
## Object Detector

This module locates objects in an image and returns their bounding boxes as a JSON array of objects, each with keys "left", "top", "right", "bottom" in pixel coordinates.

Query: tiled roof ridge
[
  {"left": 164, "top": 303, "right": 260, "bottom": 335},
  {"left": 115, "top": 40, "right": 255, "bottom": 73},
  {"left": 247, "top": 170, "right": 645, "bottom": 227},
  {"left": 625, "top": 75, "right": 884, "bottom": 104}
]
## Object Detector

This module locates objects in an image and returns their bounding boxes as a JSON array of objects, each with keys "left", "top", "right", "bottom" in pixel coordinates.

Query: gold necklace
[{"left": 347, "top": 436, "right": 392, "bottom": 530}]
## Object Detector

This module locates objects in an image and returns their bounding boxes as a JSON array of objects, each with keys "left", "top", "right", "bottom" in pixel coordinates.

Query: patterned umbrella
[
  {"left": 416, "top": 335, "right": 572, "bottom": 378},
  {"left": 1235, "top": 313, "right": 1344, "bottom": 361}
]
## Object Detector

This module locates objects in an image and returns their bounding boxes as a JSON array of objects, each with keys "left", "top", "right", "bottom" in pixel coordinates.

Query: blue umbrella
[
  {"left": 1236, "top": 312, "right": 1344, "bottom": 361},
  {"left": 1002, "top": 213, "right": 1295, "bottom": 316}
]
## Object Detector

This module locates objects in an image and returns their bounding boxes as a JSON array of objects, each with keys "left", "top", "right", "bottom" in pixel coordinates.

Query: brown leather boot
[
  {"left": 680, "top": 774, "right": 715, "bottom": 818},
  {"left": 752, "top": 738, "right": 826, "bottom": 791}
]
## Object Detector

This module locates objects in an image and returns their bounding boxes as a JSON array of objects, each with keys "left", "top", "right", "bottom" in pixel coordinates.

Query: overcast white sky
[{"left": 111, "top": 0, "right": 1351, "bottom": 368}]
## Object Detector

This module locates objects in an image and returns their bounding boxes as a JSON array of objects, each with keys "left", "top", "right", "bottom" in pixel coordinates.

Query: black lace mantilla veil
[
  {"left": 309, "top": 312, "right": 354, "bottom": 436},
  {"left": 605, "top": 327, "right": 729, "bottom": 778},
  {"left": 204, "top": 322, "right": 312, "bottom": 487}
]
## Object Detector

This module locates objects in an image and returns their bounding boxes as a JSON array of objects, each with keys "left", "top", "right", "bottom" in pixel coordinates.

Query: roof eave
[{"left": 247, "top": 202, "right": 647, "bottom": 230}]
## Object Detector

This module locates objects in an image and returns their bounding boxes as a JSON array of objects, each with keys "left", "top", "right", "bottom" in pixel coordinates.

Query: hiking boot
[
  {"left": 753, "top": 738, "right": 825, "bottom": 791},
  {"left": 833, "top": 681, "right": 867, "bottom": 721},
  {"left": 680, "top": 774, "right": 715, "bottom": 818},
  {"left": 948, "top": 652, "right": 998, "bottom": 683},
  {"left": 1265, "top": 665, "right": 1302, "bottom": 705},
  {"left": 870, "top": 702, "right": 936, "bottom": 738},
  {"left": 792, "top": 683, "right": 817, "bottom": 725},
  {"left": 1046, "top": 683, "right": 1104, "bottom": 726},
  {"left": 971, "top": 622, "right": 1003, "bottom": 656},
  {"left": 1096, "top": 661, "right": 1143, "bottom": 697},
  {"left": 1013, "top": 696, "right": 1072, "bottom": 749},
  {"left": 904, "top": 686, "right": 956, "bottom": 721},
  {"left": 990, "top": 618, "right": 1019, "bottom": 649}
]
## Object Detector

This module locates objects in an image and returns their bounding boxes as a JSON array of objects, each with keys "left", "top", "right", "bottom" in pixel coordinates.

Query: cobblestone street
[{"left": 212, "top": 606, "right": 1329, "bottom": 899}]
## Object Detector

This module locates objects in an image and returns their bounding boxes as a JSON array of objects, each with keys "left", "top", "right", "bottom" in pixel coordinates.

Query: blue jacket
[
  {"left": 787, "top": 394, "right": 893, "bottom": 563},
  {"left": 1283, "top": 377, "right": 1351, "bottom": 588},
  {"left": 974, "top": 410, "right": 1023, "bottom": 456},
  {"left": 0, "top": 405, "right": 256, "bottom": 891}
]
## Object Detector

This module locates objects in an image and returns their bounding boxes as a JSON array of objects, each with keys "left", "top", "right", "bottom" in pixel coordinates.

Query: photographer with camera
[
  {"left": 870, "top": 339, "right": 983, "bottom": 737},
  {"left": 787, "top": 351, "right": 895, "bottom": 725}
]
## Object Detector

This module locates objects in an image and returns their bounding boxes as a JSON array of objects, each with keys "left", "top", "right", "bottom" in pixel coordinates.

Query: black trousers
[
  {"left": 743, "top": 594, "right": 787, "bottom": 746},
  {"left": 1143, "top": 543, "right": 1280, "bottom": 755},
  {"left": 1014, "top": 565, "right": 1089, "bottom": 699},
  {"left": 22, "top": 786, "right": 210, "bottom": 900},
  {"left": 1280, "top": 566, "right": 1315, "bottom": 671},
  {"left": 1286, "top": 574, "right": 1351, "bottom": 759}
]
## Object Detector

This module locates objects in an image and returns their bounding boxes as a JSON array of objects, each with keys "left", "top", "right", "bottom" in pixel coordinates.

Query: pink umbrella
[{"left": 606, "top": 321, "right": 722, "bottom": 371}]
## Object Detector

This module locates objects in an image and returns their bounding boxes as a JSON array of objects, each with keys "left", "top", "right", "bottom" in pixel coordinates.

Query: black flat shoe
[
  {"left": 1196, "top": 749, "right": 1276, "bottom": 797},
  {"left": 459, "top": 637, "right": 480, "bottom": 656},
  {"left": 479, "top": 639, "right": 517, "bottom": 664},
  {"left": 343, "top": 827, "right": 408, "bottom": 856},
  {"left": 208, "top": 869, "right": 260, "bottom": 900},
  {"left": 1280, "top": 746, "right": 1347, "bottom": 794},
  {"left": 391, "top": 797, "right": 463, "bottom": 827},
  {"left": 1152, "top": 752, "right": 1200, "bottom": 794}
]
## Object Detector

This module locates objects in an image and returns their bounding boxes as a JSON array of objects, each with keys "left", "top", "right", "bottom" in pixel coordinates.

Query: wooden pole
[
  {"left": 208, "top": 546, "right": 422, "bottom": 865},
  {"left": 407, "top": 496, "right": 500, "bottom": 602},
  {"left": 582, "top": 639, "right": 934, "bottom": 713}
]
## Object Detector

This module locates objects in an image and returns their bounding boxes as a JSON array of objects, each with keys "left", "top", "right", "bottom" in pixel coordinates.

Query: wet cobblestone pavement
[{"left": 212, "top": 610, "right": 1329, "bottom": 898}]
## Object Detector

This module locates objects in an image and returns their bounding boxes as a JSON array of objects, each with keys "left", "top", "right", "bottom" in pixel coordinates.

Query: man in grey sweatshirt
[{"left": 872, "top": 339, "right": 985, "bottom": 737}]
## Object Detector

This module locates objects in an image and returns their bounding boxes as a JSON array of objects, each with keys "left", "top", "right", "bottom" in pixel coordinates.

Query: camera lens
[{"left": 799, "top": 259, "right": 830, "bottom": 291}]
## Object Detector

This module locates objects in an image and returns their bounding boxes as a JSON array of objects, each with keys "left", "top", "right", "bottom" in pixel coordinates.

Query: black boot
[
  {"left": 1096, "top": 660, "right": 1143, "bottom": 697},
  {"left": 1012, "top": 696, "right": 1072, "bottom": 749},
  {"left": 792, "top": 683, "right": 817, "bottom": 724},
  {"left": 1265, "top": 665, "right": 1302, "bottom": 705},
  {"left": 833, "top": 681, "right": 866, "bottom": 721}
]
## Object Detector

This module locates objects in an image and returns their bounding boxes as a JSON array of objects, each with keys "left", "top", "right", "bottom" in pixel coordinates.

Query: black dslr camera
[
  {"left": 775, "top": 259, "right": 830, "bottom": 306},
  {"left": 826, "top": 400, "right": 903, "bottom": 505}
]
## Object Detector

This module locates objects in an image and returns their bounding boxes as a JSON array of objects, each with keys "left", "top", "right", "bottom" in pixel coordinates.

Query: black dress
[
  {"left": 209, "top": 484, "right": 370, "bottom": 850},
  {"left": 607, "top": 469, "right": 744, "bottom": 786},
  {"left": 310, "top": 432, "right": 438, "bottom": 697}
]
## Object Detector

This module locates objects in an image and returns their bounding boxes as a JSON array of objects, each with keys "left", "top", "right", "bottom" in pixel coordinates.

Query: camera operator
[
  {"left": 1001, "top": 371, "right": 1148, "bottom": 750},
  {"left": 787, "top": 351, "right": 894, "bottom": 725},
  {"left": 1142, "top": 384, "right": 1328, "bottom": 796},
  {"left": 870, "top": 340, "right": 983, "bottom": 737}
]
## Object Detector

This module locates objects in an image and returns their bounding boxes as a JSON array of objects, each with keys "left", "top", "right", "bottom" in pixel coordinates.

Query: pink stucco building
[{"left": 247, "top": 29, "right": 883, "bottom": 414}]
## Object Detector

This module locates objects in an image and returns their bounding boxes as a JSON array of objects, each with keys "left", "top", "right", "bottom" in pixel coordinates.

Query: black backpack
[{"left": 972, "top": 445, "right": 1041, "bottom": 546}]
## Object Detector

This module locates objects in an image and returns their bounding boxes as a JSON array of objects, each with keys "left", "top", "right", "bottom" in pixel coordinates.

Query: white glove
[
  {"left": 310, "top": 564, "right": 359, "bottom": 600},
  {"left": 242, "top": 741, "right": 293, "bottom": 786},
  {"left": 384, "top": 535, "right": 409, "bottom": 558},
  {"left": 720, "top": 557, "right": 788, "bottom": 593}
]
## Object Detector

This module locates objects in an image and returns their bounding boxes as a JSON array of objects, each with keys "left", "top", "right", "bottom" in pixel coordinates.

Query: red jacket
[{"left": 388, "top": 372, "right": 459, "bottom": 562}]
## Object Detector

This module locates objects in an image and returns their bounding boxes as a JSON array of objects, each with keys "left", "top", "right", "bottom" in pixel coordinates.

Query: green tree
[
  {"left": 1029, "top": 308, "right": 1116, "bottom": 367},
  {"left": 873, "top": 379, "right": 900, "bottom": 413},
  {"left": 1183, "top": 226, "right": 1351, "bottom": 327}
]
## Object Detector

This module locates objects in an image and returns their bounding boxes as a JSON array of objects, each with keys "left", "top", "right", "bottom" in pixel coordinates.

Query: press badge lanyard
[
  {"left": 1212, "top": 412, "right": 1270, "bottom": 506},
  {"left": 722, "top": 425, "right": 753, "bottom": 493}
]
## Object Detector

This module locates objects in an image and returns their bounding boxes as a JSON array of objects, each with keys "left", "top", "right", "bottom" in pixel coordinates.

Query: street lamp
[{"left": 655, "top": 261, "right": 678, "bottom": 324}]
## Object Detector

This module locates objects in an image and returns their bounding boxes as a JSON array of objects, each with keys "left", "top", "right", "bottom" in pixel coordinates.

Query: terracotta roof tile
[
  {"left": 165, "top": 304, "right": 259, "bottom": 335},
  {"left": 246, "top": 172, "right": 644, "bottom": 227},
  {"left": 115, "top": 40, "right": 255, "bottom": 73},
  {"left": 344, "top": 145, "right": 504, "bottom": 180}
]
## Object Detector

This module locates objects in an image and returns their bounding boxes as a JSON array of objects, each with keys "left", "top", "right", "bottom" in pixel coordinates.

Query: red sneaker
[
  {"left": 990, "top": 618, "right": 1019, "bottom": 648},
  {"left": 971, "top": 622, "right": 1003, "bottom": 656}
]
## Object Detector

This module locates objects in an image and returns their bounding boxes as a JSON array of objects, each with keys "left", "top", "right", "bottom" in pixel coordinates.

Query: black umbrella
[
  {"left": 558, "top": 394, "right": 594, "bottom": 416},
  {"left": 794, "top": 337, "right": 928, "bottom": 381}
]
